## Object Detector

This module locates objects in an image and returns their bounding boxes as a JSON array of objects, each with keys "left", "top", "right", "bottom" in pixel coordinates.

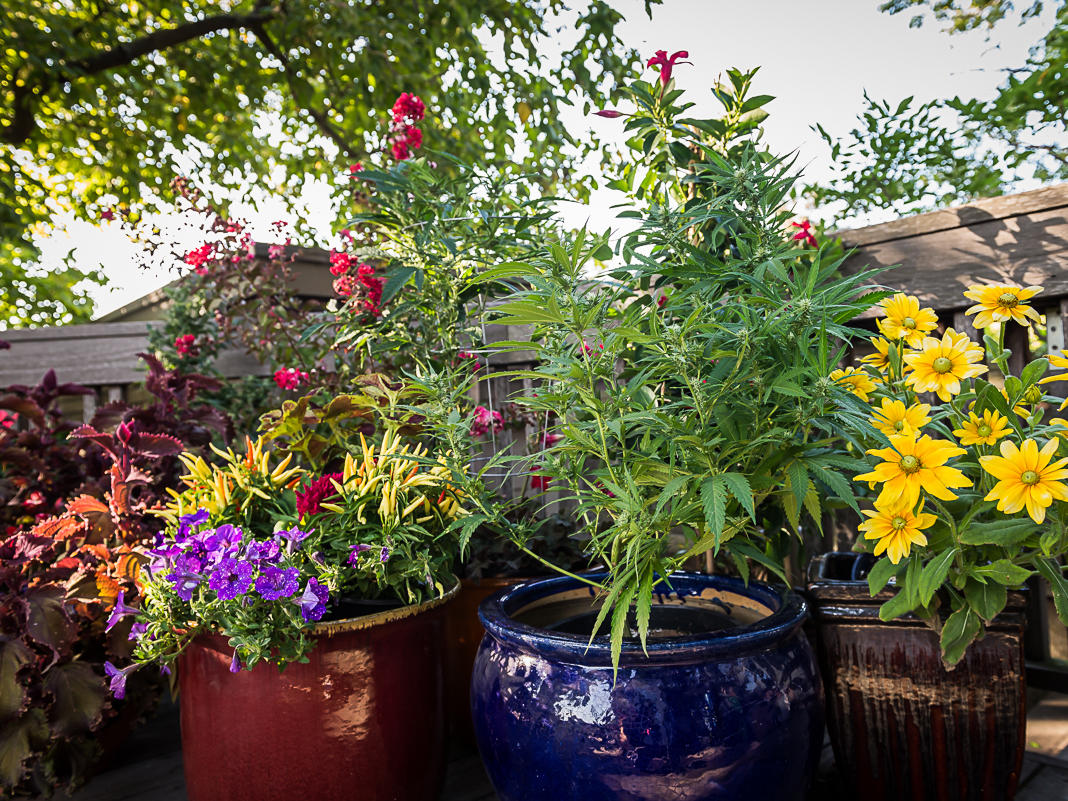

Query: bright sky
[{"left": 33, "top": 0, "right": 1056, "bottom": 318}]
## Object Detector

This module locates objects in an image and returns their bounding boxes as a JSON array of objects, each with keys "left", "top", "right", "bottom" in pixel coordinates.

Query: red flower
[
  {"left": 392, "top": 93, "right": 426, "bottom": 123},
  {"left": 657, "top": 294, "right": 668, "bottom": 308},
  {"left": 274, "top": 367, "right": 310, "bottom": 391},
  {"left": 542, "top": 433, "right": 563, "bottom": 448},
  {"left": 174, "top": 334, "right": 197, "bottom": 357},
  {"left": 0, "top": 410, "right": 15, "bottom": 430},
  {"left": 791, "top": 220, "right": 818, "bottom": 248},
  {"left": 403, "top": 126, "right": 423, "bottom": 149},
  {"left": 330, "top": 250, "right": 354, "bottom": 276},
  {"left": 100, "top": 209, "right": 115, "bottom": 221},
  {"left": 647, "top": 49, "right": 689, "bottom": 87},
  {"left": 530, "top": 467, "right": 551, "bottom": 491},
  {"left": 349, "top": 162, "right": 364, "bottom": 174},
  {"left": 391, "top": 140, "right": 411, "bottom": 161},
  {"left": 295, "top": 473, "right": 343, "bottom": 517},
  {"left": 184, "top": 243, "right": 215, "bottom": 274},
  {"left": 594, "top": 109, "right": 624, "bottom": 119}
]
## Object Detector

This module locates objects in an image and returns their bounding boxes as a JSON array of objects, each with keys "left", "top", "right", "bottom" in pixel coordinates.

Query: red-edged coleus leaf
[
  {"left": 21, "top": 587, "right": 75, "bottom": 663},
  {"left": 0, "top": 396, "right": 44, "bottom": 428},
  {"left": 88, "top": 401, "right": 133, "bottom": 432},
  {"left": 127, "top": 432, "right": 183, "bottom": 458},
  {"left": 0, "top": 639, "right": 34, "bottom": 722},
  {"left": 0, "top": 707, "right": 49, "bottom": 788},
  {"left": 66, "top": 496, "right": 109, "bottom": 517},
  {"left": 11, "top": 533, "right": 53, "bottom": 561},
  {"left": 30, "top": 515, "right": 86, "bottom": 543},
  {"left": 68, "top": 425, "right": 119, "bottom": 462},
  {"left": 43, "top": 661, "right": 108, "bottom": 737}
]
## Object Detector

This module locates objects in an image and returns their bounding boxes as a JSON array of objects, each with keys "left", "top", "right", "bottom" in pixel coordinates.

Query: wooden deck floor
[{"left": 48, "top": 696, "right": 1068, "bottom": 801}]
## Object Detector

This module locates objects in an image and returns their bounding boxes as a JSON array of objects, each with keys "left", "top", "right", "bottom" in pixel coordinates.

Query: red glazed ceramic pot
[{"left": 178, "top": 581, "right": 458, "bottom": 801}]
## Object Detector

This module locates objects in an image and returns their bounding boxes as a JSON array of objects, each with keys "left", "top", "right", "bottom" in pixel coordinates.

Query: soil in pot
[{"left": 471, "top": 572, "right": 824, "bottom": 801}]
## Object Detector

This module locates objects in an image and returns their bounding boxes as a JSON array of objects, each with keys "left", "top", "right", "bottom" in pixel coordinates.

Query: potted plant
[
  {"left": 452, "top": 59, "right": 881, "bottom": 801},
  {"left": 808, "top": 286, "right": 1068, "bottom": 801},
  {"left": 114, "top": 389, "right": 470, "bottom": 801}
]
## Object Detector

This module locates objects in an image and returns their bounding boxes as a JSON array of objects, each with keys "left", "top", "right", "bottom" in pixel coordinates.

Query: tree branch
[
  {"left": 249, "top": 21, "right": 361, "bottom": 160},
  {"left": 2, "top": 6, "right": 279, "bottom": 145}
]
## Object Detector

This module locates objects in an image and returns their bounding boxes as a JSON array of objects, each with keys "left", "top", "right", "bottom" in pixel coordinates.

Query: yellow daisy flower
[
  {"left": 1038, "top": 351, "right": 1068, "bottom": 411},
  {"left": 876, "top": 293, "right": 939, "bottom": 348},
  {"left": 979, "top": 438, "right": 1068, "bottom": 524},
  {"left": 953, "top": 409, "right": 1010, "bottom": 447},
  {"left": 870, "top": 398, "right": 931, "bottom": 438},
  {"left": 830, "top": 366, "right": 876, "bottom": 402},
  {"left": 855, "top": 433, "right": 971, "bottom": 509},
  {"left": 904, "top": 329, "right": 987, "bottom": 401},
  {"left": 859, "top": 337, "right": 894, "bottom": 373},
  {"left": 963, "top": 284, "right": 1043, "bottom": 329},
  {"left": 859, "top": 501, "right": 937, "bottom": 564}
]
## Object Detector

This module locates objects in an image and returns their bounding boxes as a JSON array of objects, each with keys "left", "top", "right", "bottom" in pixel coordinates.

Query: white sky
[{"left": 32, "top": 0, "right": 1056, "bottom": 318}]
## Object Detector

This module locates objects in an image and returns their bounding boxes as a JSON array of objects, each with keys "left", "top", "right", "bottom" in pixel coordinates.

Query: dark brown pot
[
  {"left": 807, "top": 553, "right": 1027, "bottom": 801},
  {"left": 178, "top": 582, "right": 458, "bottom": 801},
  {"left": 443, "top": 576, "right": 528, "bottom": 746}
]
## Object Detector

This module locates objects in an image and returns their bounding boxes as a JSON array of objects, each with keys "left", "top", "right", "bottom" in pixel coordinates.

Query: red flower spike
[{"left": 790, "top": 220, "right": 818, "bottom": 248}]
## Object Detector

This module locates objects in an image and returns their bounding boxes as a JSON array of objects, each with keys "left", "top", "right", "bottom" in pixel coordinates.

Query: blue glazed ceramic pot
[{"left": 471, "top": 572, "right": 823, "bottom": 801}]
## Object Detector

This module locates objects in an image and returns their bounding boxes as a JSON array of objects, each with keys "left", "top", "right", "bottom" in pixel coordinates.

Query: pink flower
[
  {"left": 274, "top": 367, "right": 310, "bottom": 391},
  {"left": 295, "top": 473, "right": 343, "bottom": 517},
  {"left": 391, "top": 140, "right": 411, "bottom": 161},
  {"left": 267, "top": 244, "right": 284, "bottom": 260},
  {"left": 581, "top": 342, "right": 604, "bottom": 355},
  {"left": 333, "top": 275, "right": 356, "bottom": 297},
  {"left": 100, "top": 209, "right": 115, "bottom": 221},
  {"left": 184, "top": 243, "right": 215, "bottom": 274},
  {"left": 174, "top": 334, "right": 197, "bottom": 357},
  {"left": 0, "top": 410, "right": 15, "bottom": 430},
  {"left": 349, "top": 162, "right": 364, "bottom": 174},
  {"left": 542, "top": 433, "right": 563, "bottom": 448},
  {"left": 657, "top": 294, "right": 668, "bottom": 309},
  {"left": 471, "top": 406, "right": 504, "bottom": 437},
  {"left": 392, "top": 93, "right": 426, "bottom": 123},
  {"left": 647, "top": 50, "right": 689, "bottom": 87},
  {"left": 791, "top": 220, "right": 818, "bottom": 248},
  {"left": 594, "top": 110, "right": 624, "bottom": 118},
  {"left": 457, "top": 351, "right": 481, "bottom": 371}
]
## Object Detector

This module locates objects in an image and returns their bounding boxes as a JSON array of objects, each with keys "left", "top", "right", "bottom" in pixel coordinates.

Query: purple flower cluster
[{"left": 149, "top": 510, "right": 327, "bottom": 621}]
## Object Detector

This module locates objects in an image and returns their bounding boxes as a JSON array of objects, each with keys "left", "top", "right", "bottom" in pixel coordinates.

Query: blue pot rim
[{"left": 478, "top": 572, "right": 808, "bottom": 667}]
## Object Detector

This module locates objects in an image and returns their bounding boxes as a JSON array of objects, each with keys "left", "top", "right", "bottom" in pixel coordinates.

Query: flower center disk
[
  {"left": 1021, "top": 470, "right": 1040, "bottom": 485},
  {"left": 932, "top": 356, "right": 953, "bottom": 374},
  {"left": 899, "top": 454, "right": 921, "bottom": 474},
  {"left": 998, "top": 292, "right": 1019, "bottom": 309}
]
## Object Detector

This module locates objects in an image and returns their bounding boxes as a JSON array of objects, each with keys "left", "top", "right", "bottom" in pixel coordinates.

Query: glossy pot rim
[
  {"left": 478, "top": 572, "right": 807, "bottom": 666},
  {"left": 310, "top": 575, "right": 460, "bottom": 637}
]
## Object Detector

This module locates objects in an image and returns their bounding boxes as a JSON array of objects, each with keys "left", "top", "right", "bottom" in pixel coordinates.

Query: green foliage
[
  {"left": 472, "top": 69, "right": 882, "bottom": 667},
  {"left": 1, "top": 0, "right": 655, "bottom": 326},
  {"left": 0, "top": 244, "right": 103, "bottom": 329},
  {"left": 805, "top": 0, "right": 1067, "bottom": 220}
]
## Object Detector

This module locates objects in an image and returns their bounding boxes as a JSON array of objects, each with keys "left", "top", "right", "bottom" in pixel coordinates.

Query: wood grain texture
[
  {"left": 837, "top": 184, "right": 1068, "bottom": 248},
  {"left": 842, "top": 203, "right": 1068, "bottom": 318}
]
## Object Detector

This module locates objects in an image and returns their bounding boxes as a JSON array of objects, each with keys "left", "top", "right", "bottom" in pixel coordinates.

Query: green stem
[{"left": 517, "top": 545, "right": 607, "bottom": 591}]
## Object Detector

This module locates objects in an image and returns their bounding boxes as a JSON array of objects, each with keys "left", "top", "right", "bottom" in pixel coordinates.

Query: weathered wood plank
[
  {"left": 837, "top": 184, "right": 1068, "bottom": 247},
  {"left": 0, "top": 322, "right": 270, "bottom": 386},
  {"left": 842, "top": 203, "right": 1068, "bottom": 318}
]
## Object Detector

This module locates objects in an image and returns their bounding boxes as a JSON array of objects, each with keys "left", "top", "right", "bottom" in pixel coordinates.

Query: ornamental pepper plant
[
  {"left": 125, "top": 389, "right": 471, "bottom": 677},
  {"left": 846, "top": 286, "right": 1068, "bottom": 664},
  {"left": 467, "top": 61, "right": 883, "bottom": 666}
]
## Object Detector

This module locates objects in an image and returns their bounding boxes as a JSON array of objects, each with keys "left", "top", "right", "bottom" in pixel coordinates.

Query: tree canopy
[
  {"left": 0, "top": 0, "right": 654, "bottom": 327},
  {"left": 804, "top": 0, "right": 1066, "bottom": 222}
]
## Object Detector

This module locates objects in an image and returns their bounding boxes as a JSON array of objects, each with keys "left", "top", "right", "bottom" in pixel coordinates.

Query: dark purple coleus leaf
[
  {"left": 20, "top": 587, "right": 76, "bottom": 664},
  {"left": 42, "top": 661, "right": 107, "bottom": 737}
]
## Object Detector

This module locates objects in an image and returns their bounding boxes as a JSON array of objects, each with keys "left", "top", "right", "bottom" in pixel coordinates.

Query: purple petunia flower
[
  {"left": 380, "top": 546, "right": 390, "bottom": 563},
  {"left": 229, "top": 650, "right": 241, "bottom": 673},
  {"left": 105, "top": 590, "right": 140, "bottom": 633},
  {"left": 347, "top": 543, "right": 372, "bottom": 566},
  {"left": 208, "top": 558, "right": 256, "bottom": 601},
  {"left": 180, "top": 509, "right": 210, "bottom": 527},
  {"left": 128, "top": 622, "right": 148, "bottom": 641},
  {"left": 254, "top": 566, "right": 300, "bottom": 601},
  {"left": 168, "top": 571, "right": 202, "bottom": 602},
  {"left": 245, "top": 538, "right": 282, "bottom": 564},
  {"left": 279, "top": 527, "right": 313, "bottom": 545},
  {"left": 160, "top": 664, "right": 172, "bottom": 676},
  {"left": 104, "top": 661, "right": 138, "bottom": 699},
  {"left": 298, "top": 578, "right": 329, "bottom": 622}
]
